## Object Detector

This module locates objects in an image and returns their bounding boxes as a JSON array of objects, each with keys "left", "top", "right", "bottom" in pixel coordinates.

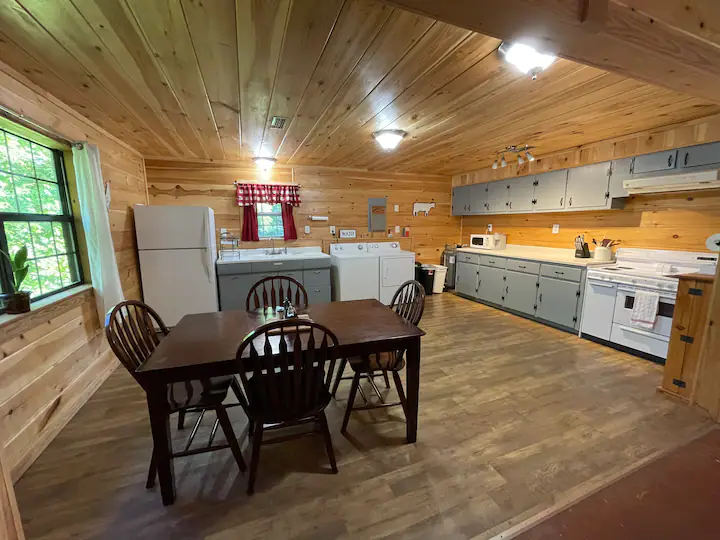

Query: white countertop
[
  {"left": 217, "top": 246, "right": 330, "bottom": 265},
  {"left": 457, "top": 244, "right": 610, "bottom": 267}
]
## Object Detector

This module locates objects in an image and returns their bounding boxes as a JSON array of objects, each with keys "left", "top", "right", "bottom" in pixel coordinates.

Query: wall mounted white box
[{"left": 339, "top": 229, "right": 357, "bottom": 238}]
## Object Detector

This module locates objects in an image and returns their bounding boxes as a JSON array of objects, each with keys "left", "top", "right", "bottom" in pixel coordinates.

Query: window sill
[{"left": 0, "top": 283, "right": 93, "bottom": 330}]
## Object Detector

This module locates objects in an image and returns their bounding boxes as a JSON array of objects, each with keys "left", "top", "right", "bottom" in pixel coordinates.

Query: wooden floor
[{"left": 14, "top": 294, "right": 714, "bottom": 540}]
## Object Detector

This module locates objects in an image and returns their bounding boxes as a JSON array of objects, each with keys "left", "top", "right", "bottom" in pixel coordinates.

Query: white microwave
[{"left": 469, "top": 233, "right": 507, "bottom": 250}]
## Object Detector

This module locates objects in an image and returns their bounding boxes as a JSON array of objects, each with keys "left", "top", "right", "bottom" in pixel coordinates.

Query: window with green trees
[{"left": 0, "top": 128, "right": 82, "bottom": 309}]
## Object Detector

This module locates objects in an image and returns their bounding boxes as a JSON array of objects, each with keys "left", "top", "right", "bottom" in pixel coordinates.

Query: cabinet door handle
[
  {"left": 488, "top": 260, "right": 495, "bottom": 264},
  {"left": 668, "top": 154, "right": 674, "bottom": 168},
  {"left": 560, "top": 197, "right": 564, "bottom": 206},
  {"left": 273, "top": 262, "right": 283, "bottom": 266},
  {"left": 539, "top": 293, "right": 543, "bottom": 302},
  {"left": 519, "top": 265, "right": 526, "bottom": 269},
  {"left": 231, "top": 276, "right": 239, "bottom": 280},
  {"left": 314, "top": 270, "right": 321, "bottom": 274},
  {"left": 568, "top": 197, "right": 572, "bottom": 206},
  {"left": 506, "top": 285, "right": 509, "bottom": 293},
  {"left": 314, "top": 288, "right": 321, "bottom": 292},
  {"left": 684, "top": 152, "right": 689, "bottom": 166},
  {"left": 509, "top": 201, "right": 512, "bottom": 209},
  {"left": 555, "top": 271, "right": 564, "bottom": 275}
]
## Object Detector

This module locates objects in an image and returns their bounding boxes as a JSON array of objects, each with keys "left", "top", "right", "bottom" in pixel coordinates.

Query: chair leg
[
  {"left": 177, "top": 409, "right": 186, "bottom": 430},
  {"left": 247, "top": 422, "right": 264, "bottom": 495},
  {"left": 341, "top": 372, "right": 361, "bottom": 434},
  {"left": 392, "top": 371, "right": 408, "bottom": 418},
  {"left": 382, "top": 370, "right": 390, "bottom": 388},
  {"left": 146, "top": 448, "right": 157, "bottom": 489},
  {"left": 331, "top": 358, "right": 348, "bottom": 397},
  {"left": 318, "top": 411, "right": 338, "bottom": 473},
  {"left": 215, "top": 406, "right": 247, "bottom": 472},
  {"left": 248, "top": 419, "right": 255, "bottom": 437}
]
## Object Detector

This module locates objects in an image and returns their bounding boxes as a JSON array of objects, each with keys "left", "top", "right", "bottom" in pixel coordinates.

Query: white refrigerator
[{"left": 134, "top": 205, "right": 218, "bottom": 326}]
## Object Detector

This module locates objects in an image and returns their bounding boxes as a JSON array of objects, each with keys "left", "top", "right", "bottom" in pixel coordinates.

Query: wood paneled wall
[
  {"left": 0, "top": 61, "right": 147, "bottom": 482},
  {"left": 457, "top": 114, "right": 720, "bottom": 252},
  {"left": 144, "top": 159, "right": 457, "bottom": 263}
]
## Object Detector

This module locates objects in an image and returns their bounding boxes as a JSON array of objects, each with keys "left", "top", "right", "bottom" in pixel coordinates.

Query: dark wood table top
[{"left": 136, "top": 299, "right": 425, "bottom": 381}]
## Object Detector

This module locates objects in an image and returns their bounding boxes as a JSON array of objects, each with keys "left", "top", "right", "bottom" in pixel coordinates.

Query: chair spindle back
[
  {"left": 246, "top": 276, "right": 308, "bottom": 311},
  {"left": 390, "top": 280, "right": 426, "bottom": 326}
]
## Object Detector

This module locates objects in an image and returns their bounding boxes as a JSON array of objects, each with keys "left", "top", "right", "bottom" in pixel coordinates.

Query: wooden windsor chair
[{"left": 246, "top": 275, "right": 308, "bottom": 311}]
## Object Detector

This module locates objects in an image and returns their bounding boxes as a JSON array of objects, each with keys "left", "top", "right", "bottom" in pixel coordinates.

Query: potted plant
[{"left": 0, "top": 246, "right": 31, "bottom": 314}]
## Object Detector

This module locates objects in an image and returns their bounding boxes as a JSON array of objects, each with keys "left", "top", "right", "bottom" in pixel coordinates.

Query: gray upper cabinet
[
  {"left": 609, "top": 158, "right": 632, "bottom": 199},
  {"left": 504, "top": 270, "right": 538, "bottom": 316},
  {"left": 469, "top": 183, "right": 487, "bottom": 214},
  {"left": 485, "top": 180, "right": 509, "bottom": 214},
  {"left": 455, "top": 261, "right": 479, "bottom": 297},
  {"left": 678, "top": 142, "right": 720, "bottom": 169},
  {"left": 632, "top": 149, "right": 678, "bottom": 175},
  {"left": 452, "top": 185, "right": 472, "bottom": 216},
  {"left": 536, "top": 276, "right": 580, "bottom": 328},
  {"left": 477, "top": 264, "right": 505, "bottom": 305},
  {"left": 532, "top": 170, "right": 568, "bottom": 211},
  {"left": 565, "top": 162, "right": 611, "bottom": 210},
  {"left": 507, "top": 176, "right": 535, "bottom": 213}
]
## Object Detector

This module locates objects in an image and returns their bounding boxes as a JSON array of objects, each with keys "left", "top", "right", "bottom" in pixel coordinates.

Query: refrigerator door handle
[{"left": 202, "top": 210, "right": 213, "bottom": 283}]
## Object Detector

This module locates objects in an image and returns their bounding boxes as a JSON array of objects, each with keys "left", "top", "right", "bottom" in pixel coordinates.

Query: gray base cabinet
[
  {"left": 217, "top": 257, "right": 332, "bottom": 310},
  {"left": 455, "top": 261, "right": 479, "bottom": 297},
  {"left": 504, "top": 270, "right": 538, "bottom": 315},
  {"left": 477, "top": 265, "right": 505, "bottom": 305},
  {"left": 536, "top": 276, "right": 581, "bottom": 328}
]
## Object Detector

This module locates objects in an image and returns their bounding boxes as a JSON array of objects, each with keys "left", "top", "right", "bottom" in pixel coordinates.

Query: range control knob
[{"left": 391, "top": 242, "right": 398, "bottom": 248}]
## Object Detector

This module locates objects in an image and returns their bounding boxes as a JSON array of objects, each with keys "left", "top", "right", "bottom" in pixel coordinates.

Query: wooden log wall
[
  {"left": 0, "top": 60, "right": 147, "bottom": 484},
  {"left": 144, "top": 159, "right": 458, "bottom": 263},
  {"left": 456, "top": 114, "right": 720, "bottom": 252}
]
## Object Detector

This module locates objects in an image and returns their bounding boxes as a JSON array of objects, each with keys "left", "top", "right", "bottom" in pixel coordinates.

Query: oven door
[{"left": 612, "top": 286, "right": 676, "bottom": 338}]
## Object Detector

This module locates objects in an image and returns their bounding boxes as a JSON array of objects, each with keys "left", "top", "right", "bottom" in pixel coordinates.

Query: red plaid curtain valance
[{"left": 236, "top": 183, "right": 301, "bottom": 207}]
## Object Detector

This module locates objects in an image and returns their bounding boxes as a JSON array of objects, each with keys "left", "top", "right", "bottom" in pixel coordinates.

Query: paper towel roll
[{"left": 706, "top": 233, "right": 720, "bottom": 252}]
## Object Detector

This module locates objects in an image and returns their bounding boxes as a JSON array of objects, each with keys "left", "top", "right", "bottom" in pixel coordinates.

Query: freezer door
[
  {"left": 134, "top": 205, "right": 215, "bottom": 250},
  {"left": 139, "top": 248, "right": 218, "bottom": 326}
]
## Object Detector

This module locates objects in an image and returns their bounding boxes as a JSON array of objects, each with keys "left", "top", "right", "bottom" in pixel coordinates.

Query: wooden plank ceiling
[{"left": 1, "top": 0, "right": 718, "bottom": 175}]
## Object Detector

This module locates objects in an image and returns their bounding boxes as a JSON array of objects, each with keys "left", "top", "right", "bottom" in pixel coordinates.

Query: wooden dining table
[{"left": 135, "top": 299, "right": 425, "bottom": 505}]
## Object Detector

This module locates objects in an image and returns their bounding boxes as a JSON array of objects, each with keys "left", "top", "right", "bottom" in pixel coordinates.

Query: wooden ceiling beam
[{"left": 378, "top": 0, "right": 720, "bottom": 105}]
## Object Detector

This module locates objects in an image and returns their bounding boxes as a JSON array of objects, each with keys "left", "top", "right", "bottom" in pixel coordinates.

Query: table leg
[
  {"left": 146, "top": 381, "right": 175, "bottom": 505},
  {"left": 405, "top": 337, "right": 420, "bottom": 443}
]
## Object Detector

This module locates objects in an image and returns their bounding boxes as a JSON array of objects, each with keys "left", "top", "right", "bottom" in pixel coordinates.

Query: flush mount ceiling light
[
  {"left": 498, "top": 42, "right": 556, "bottom": 80},
  {"left": 253, "top": 156, "right": 276, "bottom": 170},
  {"left": 372, "top": 129, "right": 407, "bottom": 151}
]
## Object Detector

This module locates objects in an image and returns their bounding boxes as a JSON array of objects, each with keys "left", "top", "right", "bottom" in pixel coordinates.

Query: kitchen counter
[
  {"left": 217, "top": 246, "right": 330, "bottom": 265},
  {"left": 457, "top": 244, "right": 609, "bottom": 267}
]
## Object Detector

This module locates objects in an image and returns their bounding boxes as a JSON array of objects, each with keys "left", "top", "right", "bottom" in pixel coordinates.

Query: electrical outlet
[
  {"left": 395, "top": 225, "right": 400, "bottom": 233},
  {"left": 394, "top": 204, "right": 399, "bottom": 212},
  {"left": 304, "top": 225, "right": 311, "bottom": 234},
  {"left": 330, "top": 225, "right": 336, "bottom": 235},
  {"left": 487, "top": 223, "right": 493, "bottom": 232},
  {"left": 552, "top": 224, "right": 560, "bottom": 234}
]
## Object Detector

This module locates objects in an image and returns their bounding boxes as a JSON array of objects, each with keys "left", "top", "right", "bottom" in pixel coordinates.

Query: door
[
  {"left": 679, "top": 142, "right": 720, "bottom": 169},
  {"left": 139, "top": 248, "right": 218, "bottom": 326},
  {"left": 533, "top": 170, "right": 568, "bottom": 211},
  {"left": 506, "top": 177, "right": 535, "bottom": 213},
  {"left": 504, "top": 270, "right": 538, "bottom": 315},
  {"left": 134, "top": 205, "right": 214, "bottom": 250},
  {"left": 536, "top": 276, "right": 580, "bottom": 328},
  {"left": 455, "top": 261, "right": 478, "bottom": 297},
  {"left": 613, "top": 287, "right": 676, "bottom": 337},
  {"left": 382, "top": 256, "right": 414, "bottom": 288},
  {"left": 477, "top": 265, "right": 505, "bottom": 305},
  {"left": 469, "top": 184, "right": 487, "bottom": 214},
  {"left": 565, "top": 162, "right": 611, "bottom": 209},
  {"left": 452, "top": 185, "right": 472, "bottom": 216},
  {"left": 580, "top": 280, "right": 618, "bottom": 340},
  {"left": 485, "top": 180, "right": 508, "bottom": 213},
  {"left": 633, "top": 150, "right": 678, "bottom": 175},
  {"left": 218, "top": 274, "right": 255, "bottom": 311}
]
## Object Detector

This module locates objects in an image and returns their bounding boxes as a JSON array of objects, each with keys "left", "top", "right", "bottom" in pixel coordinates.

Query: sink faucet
[{"left": 266, "top": 238, "right": 285, "bottom": 256}]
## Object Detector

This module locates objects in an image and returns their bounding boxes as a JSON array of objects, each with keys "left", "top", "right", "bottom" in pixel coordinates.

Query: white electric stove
[{"left": 581, "top": 249, "right": 717, "bottom": 361}]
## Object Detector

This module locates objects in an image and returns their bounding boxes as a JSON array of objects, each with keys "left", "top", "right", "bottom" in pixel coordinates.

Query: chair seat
[
  {"left": 246, "top": 372, "right": 331, "bottom": 422},
  {"left": 166, "top": 376, "right": 233, "bottom": 410},
  {"left": 348, "top": 351, "right": 404, "bottom": 372}
]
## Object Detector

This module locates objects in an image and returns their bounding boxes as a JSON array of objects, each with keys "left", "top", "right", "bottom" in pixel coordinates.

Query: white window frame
[{"left": 256, "top": 202, "right": 284, "bottom": 239}]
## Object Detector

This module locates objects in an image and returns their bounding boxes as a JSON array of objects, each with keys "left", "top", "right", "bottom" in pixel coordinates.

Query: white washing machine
[
  {"left": 330, "top": 243, "right": 380, "bottom": 301},
  {"left": 367, "top": 242, "right": 416, "bottom": 305}
]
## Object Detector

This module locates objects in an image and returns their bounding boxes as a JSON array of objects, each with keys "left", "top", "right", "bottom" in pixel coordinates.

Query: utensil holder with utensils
[{"left": 594, "top": 246, "right": 613, "bottom": 262}]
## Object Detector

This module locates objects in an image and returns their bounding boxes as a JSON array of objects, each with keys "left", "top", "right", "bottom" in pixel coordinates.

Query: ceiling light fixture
[
  {"left": 517, "top": 153, "right": 525, "bottom": 166},
  {"left": 498, "top": 42, "right": 556, "bottom": 80},
  {"left": 372, "top": 129, "right": 407, "bottom": 151},
  {"left": 492, "top": 155, "right": 499, "bottom": 170},
  {"left": 491, "top": 145, "right": 536, "bottom": 168},
  {"left": 253, "top": 156, "right": 277, "bottom": 170},
  {"left": 500, "top": 154, "right": 507, "bottom": 168},
  {"left": 525, "top": 149, "right": 535, "bottom": 162}
]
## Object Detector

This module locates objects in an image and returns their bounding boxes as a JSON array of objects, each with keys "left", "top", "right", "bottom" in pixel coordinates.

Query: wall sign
[{"left": 339, "top": 229, "right": 357, "bottom": 238}]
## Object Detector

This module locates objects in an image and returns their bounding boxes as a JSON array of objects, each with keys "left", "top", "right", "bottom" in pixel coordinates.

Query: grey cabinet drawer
[
  {"left": 457, "top": 252, "right": 480, "bottom": 265},
  {"left": 303, "top": 257, "right": 331, "bottom": 270},
  {"left": 251, "top": 259, "right": 304, "bottom": 273},
  {"left": 307, "top": 286, "right": 331, "bottom": 304},
  {"left": 303, "top": 268, "right": 330, "bottom": 287},
  {"left": 505, "top": 259, "right": 540, "bottom": 274},
  {"left": 216, "top": 262, "right": 252, "bottom": 276},
  {"left": 479, "top": 255, "right": 506, "bottom": 268},
  {"left": 540, "top": 264, "right": 582, "bottom": 282},
  {"left": 280, "top": 270, "right": 303, "bottom": 284}
]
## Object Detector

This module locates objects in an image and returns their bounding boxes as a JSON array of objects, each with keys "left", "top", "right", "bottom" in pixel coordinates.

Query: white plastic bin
[{"left": 423, "top": 264, "right": 448, "bottom": 293}]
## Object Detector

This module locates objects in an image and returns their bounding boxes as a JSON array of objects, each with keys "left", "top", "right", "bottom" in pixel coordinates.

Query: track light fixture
[
  {"left": 500, "top": 154, "right": 507, "bottom": 168},
  {"left": 525, "top": 149, "right": 535, "bottom": 162},
  {"left": 492, "top": 154, "right": 499, "bottom": 169},
  {"left": 491, "top": 145, "right": 535, "bottom": 168},
  {"left": 517, "top": 153, "right": 525, "bottom": 166}
]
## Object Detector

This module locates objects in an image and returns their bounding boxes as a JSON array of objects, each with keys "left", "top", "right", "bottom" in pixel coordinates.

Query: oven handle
[
  {"left": 617, "top": 286, "right": 676, "bottom": 301},
  {"left": 587, "top": 280, "right": 616, "bottom": 289},
  {"left": 616, "top": 324, "right": 670, "bottom": 341}
]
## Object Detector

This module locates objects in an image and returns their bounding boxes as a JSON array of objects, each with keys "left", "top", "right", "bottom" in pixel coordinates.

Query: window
[
  {"left": 256, "top": 203, "right": 284, "bottom": 239},
  {"left": 0, "top": 128, "right": 82, "bottom": 308}
]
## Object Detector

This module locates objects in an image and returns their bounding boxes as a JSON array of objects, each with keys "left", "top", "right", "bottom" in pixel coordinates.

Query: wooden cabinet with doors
[
  {"left": 506, "top": 176, "right": 535, "bottom": 213},
  {"left": 678, "top": 142, "right": 720, "bottom": 169},
  {"left": 532, "top": 170, "right": 568, "bottom": 212},
  {"left": 536, "top": 275, "right": 582, "bottom": 329},
  {"left": 632, "top": 149, "right": 678, "bottom": 175},
  {"left": 564, "top": 161, "right": 612, "bottom": 210},
  {"left": 662, "top": 274, "right": 715, "bottom": 400},
  {"left": 452, "top": 185, "right": 472, "bottom": 216},
  {"left": 485, "top": 180, "right": 509, "bottom": 213},
  {"left": 469, "top": 183, "right": 487, "bottom": 214}
]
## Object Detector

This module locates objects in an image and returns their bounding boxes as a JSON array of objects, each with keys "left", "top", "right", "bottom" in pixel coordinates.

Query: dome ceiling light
[
  {"left": 498, "top": 42, "right": 556, "bottom": 80},
  {"left": 372, "top": 129, "right": 407, "bottom": 151},
  {"left": 253, "top": 156, "right": 277, "bottom": 170}
]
